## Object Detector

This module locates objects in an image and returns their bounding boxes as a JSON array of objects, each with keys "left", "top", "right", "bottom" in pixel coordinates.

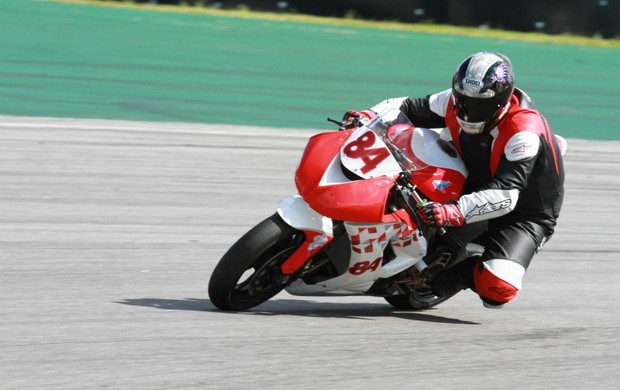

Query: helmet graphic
[{"left": 451, "top": 51, "right": 515, "bottom": 134}]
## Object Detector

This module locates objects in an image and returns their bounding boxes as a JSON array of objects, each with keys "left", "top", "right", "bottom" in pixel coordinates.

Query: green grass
[
  {"left": 50, "top": 0, "right": 620, "bottom": 49},
  {"left": 4, "top": 0, "right": 617, "bottom": 139}
]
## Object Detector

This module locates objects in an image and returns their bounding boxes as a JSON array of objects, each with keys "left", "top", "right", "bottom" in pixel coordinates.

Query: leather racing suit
[{"left": 370, "top": 88, "right": 565, "bottom": 307}]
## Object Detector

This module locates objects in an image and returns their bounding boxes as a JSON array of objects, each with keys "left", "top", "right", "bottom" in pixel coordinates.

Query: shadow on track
[{"left": 116, "top": 298, "right": 480, "bottom": 325}]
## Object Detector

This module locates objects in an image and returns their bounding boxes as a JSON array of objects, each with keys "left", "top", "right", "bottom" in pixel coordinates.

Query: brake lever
[
  {"left": 326, "top": 117, "right": 343, "bottom": 127},
  {"left": 391, "top": 143, "right": 469, "bottom": 257},
  {"left": 397, "top": 175, "right": 447, "bottom": 237},
  {"left": 327, "top": 117, "right": 360, "bottom": 130}
]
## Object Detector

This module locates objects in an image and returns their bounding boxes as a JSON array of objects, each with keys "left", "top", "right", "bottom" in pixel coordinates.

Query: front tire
[{"left": 208, "top": 213, "right": 304, "bottom": 311}]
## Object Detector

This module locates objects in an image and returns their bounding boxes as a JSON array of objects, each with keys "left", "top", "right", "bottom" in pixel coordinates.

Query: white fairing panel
[
  {"left": 285, "top": 221, "right": 426, "bottom": 296},
  {"left": 277, "top": 196, "right": 333, "bottom": 235},
  {"left": 411, "top": 127, "right": 469, "bottom": 177}
]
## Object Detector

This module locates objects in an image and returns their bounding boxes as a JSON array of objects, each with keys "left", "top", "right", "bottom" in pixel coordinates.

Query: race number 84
[
  {"left": 342, "top": 131, "right": 390, "bottom": 174},
  {"left": 349, "top": 258, "right": 382, "bottom": 275}
]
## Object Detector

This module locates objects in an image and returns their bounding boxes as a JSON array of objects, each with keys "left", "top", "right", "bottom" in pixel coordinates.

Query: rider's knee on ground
[
  {"left": 472, "top": 258, "right": 523, "bottom": 308},
  {"left": 479, "top": 296, "right": 509, "bottom": 309}
]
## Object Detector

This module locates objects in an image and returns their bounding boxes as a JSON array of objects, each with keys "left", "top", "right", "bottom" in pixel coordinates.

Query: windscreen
[{"left": 361, "top": 108, "right": 430, "bottom": 173}]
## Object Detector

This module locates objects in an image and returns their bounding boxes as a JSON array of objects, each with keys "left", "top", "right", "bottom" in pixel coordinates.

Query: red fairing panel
[
  {"left": 416, "top": 166, "right": 465, "bottom": 203},
  {"left": 387, "top": 125, "right": 465, "bottom": 203},
  {"left": 280, "top": 230, "right": 333, "bottom": 275},
  {"left": 295, "top": 131, "right": 398, "bottom": 223}
]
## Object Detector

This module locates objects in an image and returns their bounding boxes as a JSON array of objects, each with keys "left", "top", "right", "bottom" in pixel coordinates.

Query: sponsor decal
[
  {"left": 342, "top": 130, "right": 390, "bottom": 174},
  {"left": 307, "top": 233, "right": 328, "bottom": 252},
  {"left": 350, "top": 227, "right": 388, "bottom": 254},
  {"left": 465, "top": 199, "right": 511, "bottom": 220},
  {"left": 349, "top": 258, "right": 382, "bottom": 275},
  {"left": 464, "top": 78, "right": 481, "bottom": 86},
  {"left": 511, "top": 143, "right": 533, "bottom": 154},
  {"left": 489, "top": 286, "right": 516, "bottom": 298},
  {"left": 432, "top": 180, "right": 452, "bottom": 192}
]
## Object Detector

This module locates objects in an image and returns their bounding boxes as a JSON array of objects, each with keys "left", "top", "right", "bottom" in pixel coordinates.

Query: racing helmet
[{"left": 451, "top": 51, "right": 515, "bottom": 134}]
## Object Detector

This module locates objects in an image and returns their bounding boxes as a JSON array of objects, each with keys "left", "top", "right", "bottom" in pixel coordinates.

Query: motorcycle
[{"left": 208, "top": 108, "right": 488, "bottom": 311}]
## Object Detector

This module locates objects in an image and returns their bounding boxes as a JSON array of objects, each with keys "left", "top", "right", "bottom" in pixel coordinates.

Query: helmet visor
[{"left": 453, "top": 94, "right": 502, "bottom": 123}]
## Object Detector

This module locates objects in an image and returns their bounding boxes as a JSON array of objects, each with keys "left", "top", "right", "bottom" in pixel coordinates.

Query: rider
[{"left": 343, "top": 51, "right": 565, "bottom": 308}]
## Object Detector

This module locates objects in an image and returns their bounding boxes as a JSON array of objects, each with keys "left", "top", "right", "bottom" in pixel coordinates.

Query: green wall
[{"left": 1, "top": 0, "right": 618, "bottom": 139}]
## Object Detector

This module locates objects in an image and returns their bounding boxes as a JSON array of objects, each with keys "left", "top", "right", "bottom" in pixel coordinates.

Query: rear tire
[
  {"left": 384, "top": 291, "right": 458, "bottom": 310},
  {"left": 208, "top": 213, "right": 304, "bottom": 311},
  {"left": 385, "top": 247, "right": 484, "bottom": 310}
]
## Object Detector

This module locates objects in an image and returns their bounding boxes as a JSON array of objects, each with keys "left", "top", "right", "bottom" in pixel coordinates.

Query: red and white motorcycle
[{"left": 209, "top": 108, "right": 488, "bottom": 311}]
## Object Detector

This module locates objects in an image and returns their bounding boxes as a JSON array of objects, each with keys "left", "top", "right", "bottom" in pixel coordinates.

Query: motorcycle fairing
[
  {"left": 339, "top": 126, "right": 402, "bottom": 178},
  {"left": 285, "top": 220, "right": 427, "bottom": 295},
  {"left": 295, "top": 130, "right": 399, "bottom": 223},
  {"left": 288, "top": 110, "right": 471, "bottom": 293},
  {"left": 277, "top": 196, "right": 424, "bottom": 281},
  {"left": 386, "top": 125, "right": 467, "bottom": 203},
  {"left": 277, "top": 196, "right": 334, "bottom": 275}
]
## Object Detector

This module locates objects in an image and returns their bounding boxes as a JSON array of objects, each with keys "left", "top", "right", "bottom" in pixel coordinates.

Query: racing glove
[
  {"left": 416, "top": 201, "right": 465, "bottom": 227},
  {"left": 340, "top": 110, "right": 375, "bottom": 130}
]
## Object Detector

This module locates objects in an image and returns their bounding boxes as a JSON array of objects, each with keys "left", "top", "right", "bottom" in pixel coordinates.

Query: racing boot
[{"left": 430, "top": 257, "right": 477, "bottom": 298}]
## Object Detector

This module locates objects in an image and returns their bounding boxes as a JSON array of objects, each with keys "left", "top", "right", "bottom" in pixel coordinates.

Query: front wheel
[{"left": 208, "top": 213, "right": 305, "bottom": 311}]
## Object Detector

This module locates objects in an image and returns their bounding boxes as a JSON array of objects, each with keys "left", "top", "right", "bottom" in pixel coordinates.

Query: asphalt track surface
[{"left": 2, "top": 116, "right": 619, "bottom": 389}]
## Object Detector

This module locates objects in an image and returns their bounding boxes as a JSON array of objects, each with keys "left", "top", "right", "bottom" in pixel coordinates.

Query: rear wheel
[
  {"left": 208, "top": 213, "right": 304, "bottom": 311},
  {"left": 385, "top": 249, "right": 484, "bottom": 310},
  {"left": 384, "top": 289, "right": 458, "bottom": 310}
]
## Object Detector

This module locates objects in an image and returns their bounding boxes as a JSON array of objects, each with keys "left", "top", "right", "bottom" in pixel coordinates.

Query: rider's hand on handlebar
[
  {"left": 340, "top": 110, "right": 375, "bottom": 130},
  {"left": 416, "top": 201, "right": 465, "bottom": 228}
]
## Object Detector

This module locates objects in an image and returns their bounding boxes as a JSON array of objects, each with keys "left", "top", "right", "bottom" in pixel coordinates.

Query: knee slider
[
  {"left": 473, "top": 259, "right": 523, "bottom": 305},
  {"left": 480, "top": 296, "right": 508, "bottom": 309}
]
